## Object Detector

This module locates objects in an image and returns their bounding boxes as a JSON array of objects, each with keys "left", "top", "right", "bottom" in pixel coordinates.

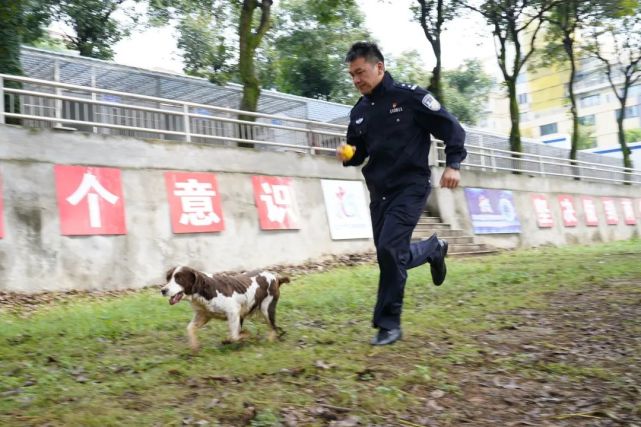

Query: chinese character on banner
[
  {"left": 581, "top": 197, "right": 599, "bottom": 227},
  {"left": 557, "top": 195, "right": 578, "bottom": 227},
  {"left": 252, "top": 176, "right": 300, "bottom": 230},
  {"left": 0, "top": 174, "right": 4, "bottom": 239},
  {"left": 164, "top": 172, "right": 225, "bottom": 233},
  {"left": 55, "top": 165, "right": 126, "bottom": 235},
  {"left": 531, "top": 194, "right": 554, "bottom": 228},
  {"left": 601, "top": 197, "right": 619, "bottom": 225},
  {"left": 620, "top": 198, "right": 637, "bottom": 225}
]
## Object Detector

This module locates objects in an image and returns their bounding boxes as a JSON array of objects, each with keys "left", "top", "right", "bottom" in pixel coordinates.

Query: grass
[{"left": 1, "top": 239, "right": 640, "bottom": 426}]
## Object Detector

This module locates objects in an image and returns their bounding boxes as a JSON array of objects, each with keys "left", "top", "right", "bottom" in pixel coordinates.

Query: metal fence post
[
  {"left": 0, "top": 76, "right": 5, "bottom": 125},
  {"left": 183, "top": 104, "right": 191, "bottom": 142},
  {"left": 54, "top": 60, "right": 62, "bottom": 127}
]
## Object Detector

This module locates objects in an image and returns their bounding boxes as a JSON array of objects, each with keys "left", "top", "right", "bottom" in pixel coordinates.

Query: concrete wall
[
  {"left": 1, "top": 125, "right": 639, "bottom": 293},
  {"left": 428, "top": 168, "right": 641, "bottom": 249},
  {"left": 0, "top": 126, "right": 371, "bottom": 292}
]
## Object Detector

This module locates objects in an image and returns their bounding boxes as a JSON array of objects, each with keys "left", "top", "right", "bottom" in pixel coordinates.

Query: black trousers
[{"left": 370, "top": 182, "right": 440, "bottom": 330}]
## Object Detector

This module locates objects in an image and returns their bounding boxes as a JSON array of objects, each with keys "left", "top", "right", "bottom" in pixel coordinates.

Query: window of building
[
  {"left": 540, "top": 122, "right": 558, "bottom": 136},
  {"left": 580, "top": 94, "right": 600, "bottom": 108},
  {"left": 518, "top": 93, "right": 528, "bottom": 105},
  {"left": 578, "top": 115, "right": 595, "bottom": 126},
  {"left": 615, "top": 105, "right": 640, "bottom": 119}
]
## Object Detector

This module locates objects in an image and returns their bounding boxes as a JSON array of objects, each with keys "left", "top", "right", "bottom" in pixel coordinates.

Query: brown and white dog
[{"left": 161, "top": 266, "right": 290, "bottom": 350}]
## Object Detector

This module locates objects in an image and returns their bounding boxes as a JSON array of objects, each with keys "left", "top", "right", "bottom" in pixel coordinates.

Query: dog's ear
[
  {"left": 165, "top": 267, "right": 177, "bottom": 283},
  {"left": 175, "top": 268, "right": 196, "bottom": 294}
]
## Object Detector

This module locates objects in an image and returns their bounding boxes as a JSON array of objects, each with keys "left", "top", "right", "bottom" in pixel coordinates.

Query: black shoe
[
  {"left": 370, "top": 328, "right": 402, "bottom": 346},
  {"left": 430, "top": 239, "right": 448, "bottom": 286}
]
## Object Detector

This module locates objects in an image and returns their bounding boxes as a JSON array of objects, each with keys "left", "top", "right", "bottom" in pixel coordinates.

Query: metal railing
[{"left": 2, "top": 73, "right": 640, "bottom": 185}]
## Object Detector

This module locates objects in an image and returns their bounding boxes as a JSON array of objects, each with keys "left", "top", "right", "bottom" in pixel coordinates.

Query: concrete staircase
[{"left": 412, "top": 213, "right": 498, "bottom": 256}]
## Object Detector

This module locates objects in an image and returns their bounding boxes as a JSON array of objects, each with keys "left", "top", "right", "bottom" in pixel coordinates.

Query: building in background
[{"left": 515, "top": 54, "right": 641, "bottom": 162}]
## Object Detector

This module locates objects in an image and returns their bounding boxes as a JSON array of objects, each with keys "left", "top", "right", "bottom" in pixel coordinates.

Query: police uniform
[{"left": 343, "top": 71, "right": 467, "bottom": 331}]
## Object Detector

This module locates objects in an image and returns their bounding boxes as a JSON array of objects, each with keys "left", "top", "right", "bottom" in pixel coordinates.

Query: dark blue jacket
[{"left": 343, "top": 72, "right": 467, "bottom": 199}]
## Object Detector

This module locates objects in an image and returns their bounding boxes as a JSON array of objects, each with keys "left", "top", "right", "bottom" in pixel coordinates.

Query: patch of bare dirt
[{"left": 402, "top": 279, "right": 641, "bottom": 426}]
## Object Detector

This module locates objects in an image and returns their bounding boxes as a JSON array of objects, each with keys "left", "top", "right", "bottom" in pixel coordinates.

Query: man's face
[{"left": 348, "top": 57, "right": 384, "bottom": 96}]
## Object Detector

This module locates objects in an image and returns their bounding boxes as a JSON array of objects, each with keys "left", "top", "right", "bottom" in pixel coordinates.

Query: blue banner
[{"left": 464, "top": 188, "right": 522, "bottom": 234}]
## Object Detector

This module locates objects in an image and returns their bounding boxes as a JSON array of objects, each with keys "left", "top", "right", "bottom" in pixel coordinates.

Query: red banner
[
  {"left": 55, "top": 165, "right": 127, "bottom": 235},
  {"left": 557, "top": 195, "right": 578, "bottom": 227},
  {"left": 532, "top": 194, "right": 554, "bottom": 228},
  {"left": 252, "top": 176, "right": 300, "bottom": 230},
  {"left": 0, "top": 174, "right": 4, "bottom": 239},
  {"left": 164, "top": 172, "right": 225, "bottom": 233},
  {"left": 620, "top": 198, "right": 637, "bottom": 225},
  {"left": 601, "top": 197, "right": 619, "bottom": 225},
  {"left": 581, "top": 197, "right": 599, "bottom": 227}
]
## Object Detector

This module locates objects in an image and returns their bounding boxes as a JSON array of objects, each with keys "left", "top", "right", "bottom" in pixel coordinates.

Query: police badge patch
[{"left": 422, "top": 93, "right": 441, "bottom": 111}]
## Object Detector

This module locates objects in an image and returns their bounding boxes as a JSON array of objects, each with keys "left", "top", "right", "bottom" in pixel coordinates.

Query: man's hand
[
  {"left": 336, "top": 144, "right": 356, "bottom": 162},
  {"left": 439, "top": 167, "right": 461, "bottom": 189}
]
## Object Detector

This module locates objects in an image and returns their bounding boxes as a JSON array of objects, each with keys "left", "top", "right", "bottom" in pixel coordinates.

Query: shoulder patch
[
  {"left": 394, "top": 82, "right": 418, "bottom": 91},
  {"left": 421, "top": 93, "right": 441, "bottom": 111}
]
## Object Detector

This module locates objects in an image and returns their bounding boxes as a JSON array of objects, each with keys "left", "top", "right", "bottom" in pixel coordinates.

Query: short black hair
[{"left": 345, "top": 42, "right": 384, "bottom": 64}]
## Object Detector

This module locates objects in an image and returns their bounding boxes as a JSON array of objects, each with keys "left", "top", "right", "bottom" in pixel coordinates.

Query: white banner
[{"left": 321, "top": 180, "right": 373, "bottom": 240}]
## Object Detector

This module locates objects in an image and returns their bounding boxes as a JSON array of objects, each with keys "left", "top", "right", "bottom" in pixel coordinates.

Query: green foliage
[
  {"left": 0, "top": 0, "right": 24, "bottom": 76},
  {"left": 53, "top": 0, "right": 142, "bottom": 60},
  {"left": 261, "top": 0, "right": 369, "bottom": 103},
  {"left": 577, "top": 125, "right": 597, "bottom": 149},
  {"left": 388, "top": 55, "right": 493, "bottom": 125},
  {"left": 442, "top": 59, "right": 493, "bottom": 125},
  {"left": 176, "top": 6, "right": 237, "bottom": 84},
  {"left": 625, "top": 128, "right": 641, "bottom": 143},
  {"left": 386, "top": 50, "right": 431, "bottom": 88}
]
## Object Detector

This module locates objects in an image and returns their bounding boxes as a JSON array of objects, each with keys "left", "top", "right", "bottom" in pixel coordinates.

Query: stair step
[
  {"left": 417, "top": 216, "right": 443, "bottom": 224},
  {"left": 415, "top": 223, "right": 452, "bottom": 230},
  {"left": 415, "top": 211, "right": 497, "bottom": 255},
  {"left": 412, "top": 229, "right": 468, "bottom": 238}
]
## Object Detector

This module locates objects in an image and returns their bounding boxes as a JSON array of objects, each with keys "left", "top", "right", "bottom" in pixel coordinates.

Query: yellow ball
[{"left": 340, "top": 144, "right": 355, "bottom": 160}]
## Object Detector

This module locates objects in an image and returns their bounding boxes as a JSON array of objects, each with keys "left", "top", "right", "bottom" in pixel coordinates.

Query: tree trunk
[
  {"left": 237, "top": 0, "right": 272, "bottom": 148},
  {"left": 428, "top": 52, "right": 443, "bottom": 104},
  {"left": 617, "top": 106, "right": 633, "bottom": 184},
  {"left": 506, "top": 78, "right": 522, "bottom": 173},
  {"left": 564, "top": 32, "right": 580, "bottom": 179}
]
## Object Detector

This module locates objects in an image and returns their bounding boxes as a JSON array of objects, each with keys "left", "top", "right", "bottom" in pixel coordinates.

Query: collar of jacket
[{"left": 365, "top": 71, "right": 394, "bottom": 101}]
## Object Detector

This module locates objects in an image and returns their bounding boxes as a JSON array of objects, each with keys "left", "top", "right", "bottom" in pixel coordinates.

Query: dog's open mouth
[{"left": 169, "top": 292, "right": 184, "bottom": 305}]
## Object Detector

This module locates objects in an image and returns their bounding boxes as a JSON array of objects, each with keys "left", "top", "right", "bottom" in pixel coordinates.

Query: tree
[
  {"left": 542, "top": 1, "right": 599, "bottom": 164},
  {"left": 459, "top": 0, "right": 556, "bottom": 157},
  {"left": 263, "top": 0, "right": 369, "bottom": 104},
  {"left": 412, "top": 0, "right": 460, "bottom": 104},
  {"left": 387, "top": 54, "right": 492, "bottom": 125},
  {"left": 150, "top": 0, "right": 272, "bottom": 126},
  {"left": 237, "top": 0, "right": 273, "bottom": 123},
  {"left": 586, "top": 1, "right": 641, "bottom": 172},
  {"left": 442, "top": 59, "right": 493, "bottom": 125},
  {"left": 386, "top": 50, "right": 431, "bottom": 88},
  {"left": 1, "top": 0, "right": 52, "bottom": 124},
  {"left": 53, "top": 0, "right": 141, "bottom": 60},
  {"left": 0, "top": 0, "right": 52, "bottom": 76}
]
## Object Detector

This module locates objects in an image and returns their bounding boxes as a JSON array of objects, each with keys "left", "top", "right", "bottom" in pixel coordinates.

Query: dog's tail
[{"left": 278, "top": 275, "right": 291, "bottom": 285}]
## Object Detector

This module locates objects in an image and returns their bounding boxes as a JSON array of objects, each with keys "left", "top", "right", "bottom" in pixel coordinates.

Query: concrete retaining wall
[
  {"left": 428, "top": 168, "right": 641, "bottom": 249},
  {"left": 1, "top": 125, "right": 639, "bottom": 292}
]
